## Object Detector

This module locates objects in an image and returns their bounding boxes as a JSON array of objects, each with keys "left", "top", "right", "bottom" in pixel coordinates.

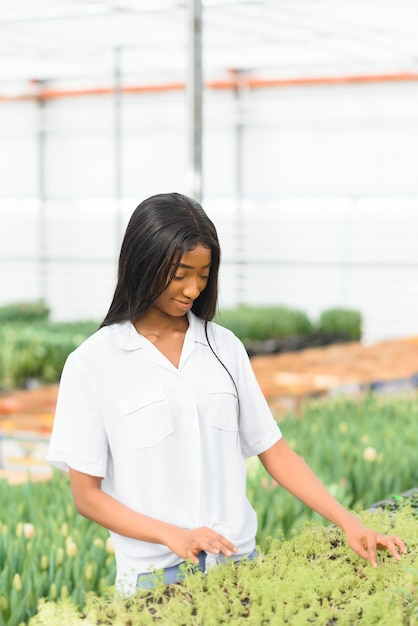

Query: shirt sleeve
[
  {"left": 47, "top": 351, "right": 108, "bottom": 477},
  {"left": 213, "top": 326, "right": 282, "bottom": 458}
]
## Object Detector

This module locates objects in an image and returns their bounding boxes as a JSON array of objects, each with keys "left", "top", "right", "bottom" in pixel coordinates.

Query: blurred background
[{"left": 1, "top": 0, "right": 418, "bottom": 344}]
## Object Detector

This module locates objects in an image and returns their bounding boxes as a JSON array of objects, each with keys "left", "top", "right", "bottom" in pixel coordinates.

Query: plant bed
[
  {"left": 245, "top": 332, "right": 353, "bottom": 357},
  {"left": 367, "top": 487, "right": 418, "bottom": 515},
  {"left": 1, "top": 391, "right": 418, "bottom": 624},
  {"left": 250, "top": 337, "right": 418, "bottom": 416},
  {"left": 27, "top": 508, "right": 418, "bottom": 626}
]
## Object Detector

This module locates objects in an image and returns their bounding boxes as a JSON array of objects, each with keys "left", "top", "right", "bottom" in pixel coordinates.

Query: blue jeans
[{"left": 136, "top": 549, "right": 257, "bottom": 589}]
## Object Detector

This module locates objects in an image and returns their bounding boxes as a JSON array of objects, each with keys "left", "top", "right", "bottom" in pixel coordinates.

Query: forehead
[{"left": 177, "top": 245, "right": 212, "bottom": 267}]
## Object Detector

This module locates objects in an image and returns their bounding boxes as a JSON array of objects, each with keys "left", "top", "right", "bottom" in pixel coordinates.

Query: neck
[{"left": 134, "top": 309, "right": 189, "bottom": 337}]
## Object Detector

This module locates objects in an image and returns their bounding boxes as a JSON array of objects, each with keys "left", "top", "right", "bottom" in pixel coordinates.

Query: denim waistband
[{"left": 136, "top": 548, "right": 257, "bottom": 589}]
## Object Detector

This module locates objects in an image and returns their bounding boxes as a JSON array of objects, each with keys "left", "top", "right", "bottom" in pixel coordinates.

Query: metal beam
[
  {"left": 114, "top": 46, "right": 123, "bottom": 249},
  {"left": 187, "top": 0, "right": 203, "bottom": 202}
]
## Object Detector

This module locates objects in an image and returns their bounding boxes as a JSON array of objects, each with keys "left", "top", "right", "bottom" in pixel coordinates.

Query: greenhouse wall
[{"left": 1, "top": 80, "right": 418, "bottom": 343}]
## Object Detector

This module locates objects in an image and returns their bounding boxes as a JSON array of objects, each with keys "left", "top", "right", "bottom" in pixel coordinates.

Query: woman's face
[{"left": 152, "top": 244, "right": 212, "bottom": 318}]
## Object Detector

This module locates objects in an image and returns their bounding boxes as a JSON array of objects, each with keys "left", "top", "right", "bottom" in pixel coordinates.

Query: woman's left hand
[
  {"left": 343, "top": 518, "right": 407, "bottom": 567},
  {"left": 259, "top": 440, "right": 408, "bottom": 568}
]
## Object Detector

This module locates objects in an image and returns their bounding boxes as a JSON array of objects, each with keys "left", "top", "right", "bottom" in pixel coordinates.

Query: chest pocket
[
  {"left": 120, "top": 389, "right": 173, "bottom": 448},
  {"left": 209, "top": 378, "right": 239, "bottom": 433}
]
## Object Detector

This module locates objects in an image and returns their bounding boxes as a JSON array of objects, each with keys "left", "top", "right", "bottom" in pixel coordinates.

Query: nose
[{"left": 182, "top": 276, "right": 201, "bottom": 300}]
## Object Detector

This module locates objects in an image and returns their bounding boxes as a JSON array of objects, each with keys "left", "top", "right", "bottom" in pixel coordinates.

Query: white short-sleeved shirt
[{"left": 47, "top": 312, "right": 282, "bottom": 592}]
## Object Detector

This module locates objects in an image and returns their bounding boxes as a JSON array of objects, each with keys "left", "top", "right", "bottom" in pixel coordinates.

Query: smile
[{"left": 174, "top": 300, "right": 193, "bottom": 308}]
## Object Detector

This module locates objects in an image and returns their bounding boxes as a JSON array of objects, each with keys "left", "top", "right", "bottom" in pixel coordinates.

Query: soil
[
  {"left": 1, "top": 334, "right": 418, "bottom": 484},
  {"left": 251, "top": 335, "right": 418, "bottom": 417}
]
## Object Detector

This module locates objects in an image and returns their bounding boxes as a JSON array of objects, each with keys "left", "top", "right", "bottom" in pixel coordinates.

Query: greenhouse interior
[
  {"left": 1, "top": 3, "right": 418, "bottom": 625},
  {"left": 0, "top": 0, "right": 418, "bottom": 343}
]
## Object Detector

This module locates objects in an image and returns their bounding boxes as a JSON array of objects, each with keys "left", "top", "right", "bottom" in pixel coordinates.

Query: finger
[
  {"left": 214, "top": 534, "right": 238, "bottom": 554},
  {"left": 200, "top": 536, "right": 237, "bottom": 557},
  {"left": 186, "top": 550, "right": 201, "bottom": 564},
  {"left": 395, "top": 536, "right": 408, "bottom": 554},
  {"left": 383, "top": 535, "right": 407, "bottom": 555},
  {"left": 377, "top": 535, "right": 406, "bottom": 560},
  {"left": 366, "top": 539, "right": 378, "bottom": 568},
  {"left": 203, "top": 540, "right": 231, "bottom": 557},
  {"left": 347, "top": 533, "right": 372, "bottom": 563},
  {"left": 353, "top": 531, "right": 378, "bottom": 568},
  {"left": 202, "top": 531, "right": 237, "bottom": 554}
]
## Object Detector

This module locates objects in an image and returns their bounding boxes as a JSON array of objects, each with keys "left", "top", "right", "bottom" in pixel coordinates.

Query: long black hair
[
  {"left": 101, "top": 192, "right": 239, "bottom": 409},
  {"left": 100, "top": 192, "right": 220, "bottom": 327}
]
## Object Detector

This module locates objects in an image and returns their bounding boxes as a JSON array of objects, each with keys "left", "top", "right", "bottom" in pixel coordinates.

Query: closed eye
[{"left": 173, "top": 274, "right": 209, "bottom": 280}]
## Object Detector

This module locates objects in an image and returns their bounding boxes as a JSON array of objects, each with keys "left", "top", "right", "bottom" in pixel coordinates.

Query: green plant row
[
  {"left": 0, "top": 472, "right": 115, "bottom": 626},
  {"left": 28, "top": 508, "right": 418, "bottom": 626},
  {"left": 1, "top": 393, "right": 417, "bottom": 624},
  {"left": 0, "top": 301, "right": 50, "bottom": 324},
  {"left": 248, "top": 392, "right": 418, "bottom": 549},
  {"left": 215, "top": 304, "right": 362, "bottom": 343},
  {"left": 0, "top": 321, "right": 98, "bottom": 390},
  {"left": 0, "top": 300, "right": 362, "bottom": 341},
  {"left": 0, "top": 302, "right": 361, "bottom": 390},
  {"left": 215, "top": 305, "right": 312, "bottom": 342}
]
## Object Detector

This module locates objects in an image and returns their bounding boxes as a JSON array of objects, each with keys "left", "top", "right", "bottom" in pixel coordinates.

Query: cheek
[{"left": 161, "top": 284, "right": 179, "bottom": 301}]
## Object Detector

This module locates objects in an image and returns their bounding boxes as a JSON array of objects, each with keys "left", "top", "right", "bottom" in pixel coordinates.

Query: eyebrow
[{"left": 176, "top": 262, "right": 212, "bottom": 270}]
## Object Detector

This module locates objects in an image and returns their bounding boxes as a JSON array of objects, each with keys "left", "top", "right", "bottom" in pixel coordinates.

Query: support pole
[
  {"left": 232, "top": 69, "right": 246, "bottom": 303},
  {"left": 36, "top": 80, "right": 48, "bottom": 303},
  {"left": 187, "top": 0, "right": 203, "bottom": 202},
  {"left": 114, "top": 46, "right": 123, "bottom": 249}
]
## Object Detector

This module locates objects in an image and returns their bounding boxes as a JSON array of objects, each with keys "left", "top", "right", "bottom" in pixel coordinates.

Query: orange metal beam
[
  {"left": 243, "top": 71, "right": 418, "bottom": 89},
  {"left": 1, "top": 71, "right": 418, "bottom": 102}
]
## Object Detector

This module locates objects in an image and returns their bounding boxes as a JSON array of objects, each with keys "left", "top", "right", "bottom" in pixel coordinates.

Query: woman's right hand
[
  {"left": 69, "top": 469, "right": 238, "bottom": 563},
  {"left": 162, "top": 526, "right": 238, "bottom": 564}
]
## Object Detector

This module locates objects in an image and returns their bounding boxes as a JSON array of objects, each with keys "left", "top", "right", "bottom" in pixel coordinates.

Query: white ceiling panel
[{"left": 0, "top": 0, "right": 418, "bottom": 96}]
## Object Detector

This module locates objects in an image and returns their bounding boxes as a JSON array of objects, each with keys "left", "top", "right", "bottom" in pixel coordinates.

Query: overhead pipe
[{"left": 1, "top": 71, "right": 418, "bottom": 102}]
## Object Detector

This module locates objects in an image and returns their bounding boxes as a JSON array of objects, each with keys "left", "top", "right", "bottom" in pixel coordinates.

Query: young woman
[{"left": 48, "top": 192, "right": 406, "bottom": 594}]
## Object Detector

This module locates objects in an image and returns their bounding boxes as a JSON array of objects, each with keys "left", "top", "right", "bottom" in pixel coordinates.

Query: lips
[{"left": 174, "top": 299, "right": 193, "bottom": 309}]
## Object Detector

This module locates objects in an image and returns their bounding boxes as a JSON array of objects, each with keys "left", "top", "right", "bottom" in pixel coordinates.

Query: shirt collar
[
  {"left": 114, "top": 311, "right": 209, "bottom": 352},
  {"left": 187, "top": 311, "right": 209, "bottom": 346}
]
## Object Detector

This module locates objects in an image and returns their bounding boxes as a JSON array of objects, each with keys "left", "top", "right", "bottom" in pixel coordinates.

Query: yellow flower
[
  {"left": 85, "top": 563, "right": 94, "bottom": 582},
  {"left": 56, "top": 546, "right": 64, "bottom": 566},
  {"left": 261, "top": 477, "right": 270, "bottom": 491},
  {"left": 105, "top": 537, "right": 115, "bottom": 555},
  {"left": 23, "top": 523, "right": 35, "bottom": 539},
  {"left": 13, "top": 573, "right": 22, "bottom": 592},
  {"left": 41, "top": 555, "right": 49, "bottom": 570},
  {"left": 363, "top": 446, "right": 377, "bottom": 462},
  {"left": 61, "top": 585, "right": 69, "bottom": 600},
  {"left": 245, "top": 456, "right": 259, "bottom": 479},
  {"left": 61, "top": 522, "right": 69, "bottom": 537},
  {"left": 49, "top": 583, "right": 57, "bottom": 600},
  {"left": 66, "top": 541, "right": 78, "bottom": 557},
  {"left": 93, "top": 537, "right": 104, "bottom": 549},
  {"left": 339, "top": 422, "right": 348, "bottom": 434},
  {"left": 361, "top": 434, "right": 369, "bottom": 444}
]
